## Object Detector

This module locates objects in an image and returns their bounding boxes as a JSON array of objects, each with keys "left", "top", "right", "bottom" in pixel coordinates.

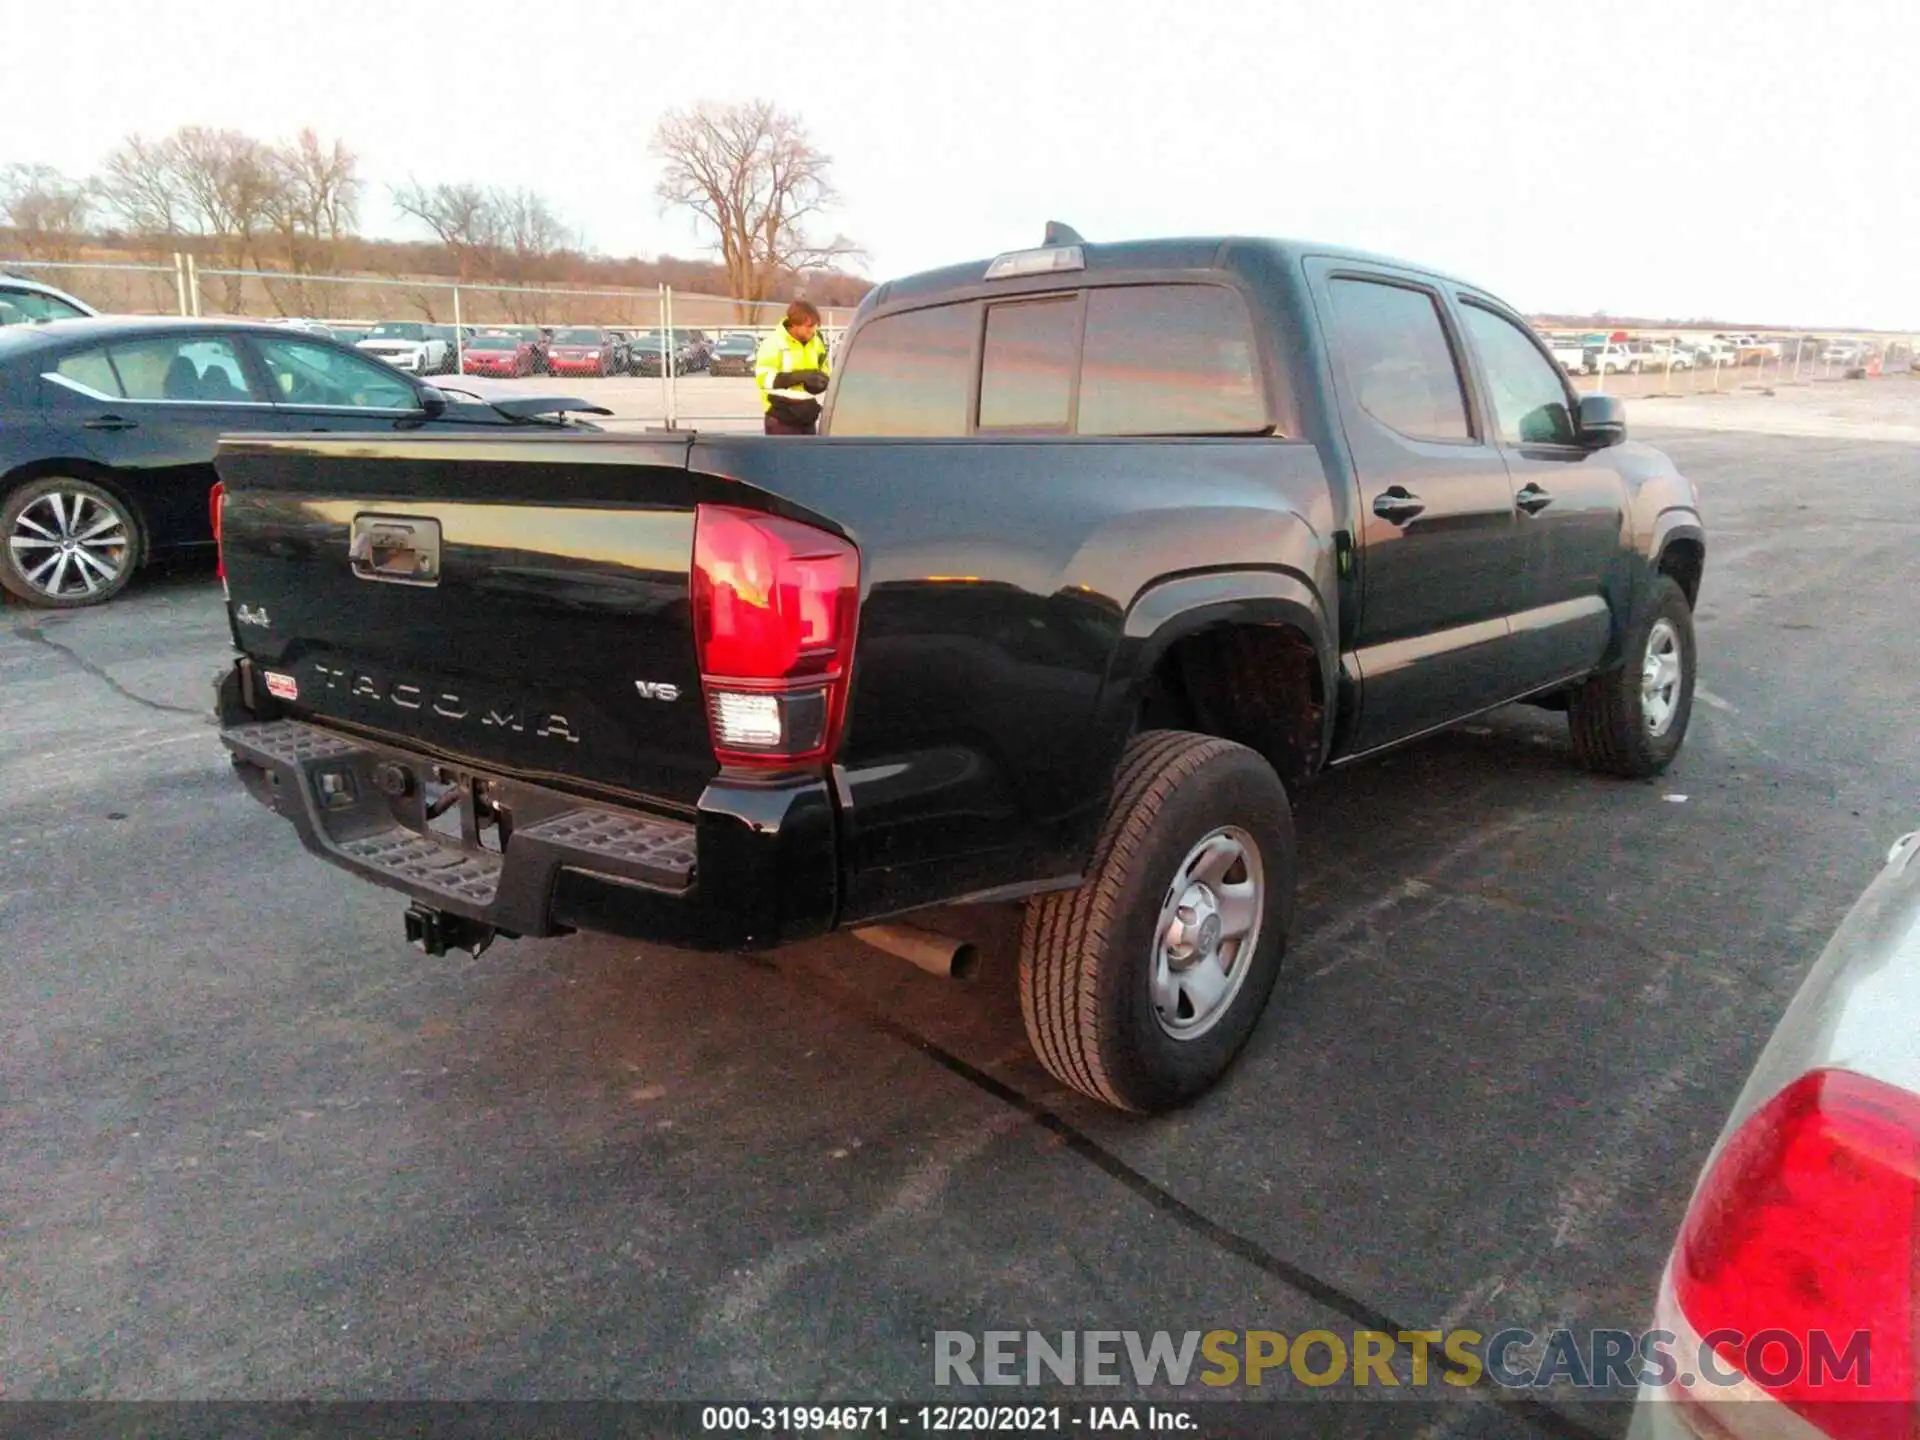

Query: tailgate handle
[{"left": 349, "top": 514, "right": 442, "bottom": 586}]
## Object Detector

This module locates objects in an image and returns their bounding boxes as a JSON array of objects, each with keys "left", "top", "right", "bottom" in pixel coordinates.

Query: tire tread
[
  {"left": 1569, "top": 575, "right": 1693, "bottom": 778},
  {"left": 1020, "top": 730, "right": 1245, "bottom": 1110}
]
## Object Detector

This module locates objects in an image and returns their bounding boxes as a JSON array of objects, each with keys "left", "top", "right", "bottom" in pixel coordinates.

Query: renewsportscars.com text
[{"left": 933, "top": 1327, "right": 1874, "bottom": 1392}]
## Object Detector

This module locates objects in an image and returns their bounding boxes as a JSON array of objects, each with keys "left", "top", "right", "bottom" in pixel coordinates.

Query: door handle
[
  {"left": 83, "top": 415, "right": 138, "bottom": 431},
  {"left": 1372, "top": 487, "right": 1426, "bottom": 524},
  {"left": 1515, "top": 483, "right": 1554, "bottom": 515}
]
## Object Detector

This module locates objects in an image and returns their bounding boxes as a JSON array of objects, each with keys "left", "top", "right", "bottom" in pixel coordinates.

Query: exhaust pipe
[{"left": 853, "top": 924, "right": 979, "bottom": 981}]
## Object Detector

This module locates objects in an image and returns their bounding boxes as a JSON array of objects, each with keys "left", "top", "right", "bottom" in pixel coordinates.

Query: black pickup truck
[{"left": 213, "top": 226, "right": 1705, "bottom": 1113}]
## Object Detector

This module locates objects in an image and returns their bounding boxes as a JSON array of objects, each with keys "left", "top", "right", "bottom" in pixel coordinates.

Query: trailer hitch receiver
[{"left": 404, "top": 904, "right": 497, "bottom": 958}]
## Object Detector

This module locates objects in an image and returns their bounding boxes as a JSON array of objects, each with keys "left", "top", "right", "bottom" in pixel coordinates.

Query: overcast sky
[{"left": 10, "top": 0, "right": 1917, "bottom": 326}]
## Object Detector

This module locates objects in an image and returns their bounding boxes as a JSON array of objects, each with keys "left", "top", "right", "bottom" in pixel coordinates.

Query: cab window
[
  {"left": 1458, "top": 302, "right": 1577, "bottom": 446},
  {"left": 1325, "top": 278, "right": 1472, "bottom": 442}
]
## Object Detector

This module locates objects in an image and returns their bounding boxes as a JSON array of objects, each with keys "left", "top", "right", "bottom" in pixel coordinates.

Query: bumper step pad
[
  {"left": 338, "top": 828, "right": 504, "bottom": 905},
  {"left": 222, "top": 720, "right": 697, "bottom": 931}
]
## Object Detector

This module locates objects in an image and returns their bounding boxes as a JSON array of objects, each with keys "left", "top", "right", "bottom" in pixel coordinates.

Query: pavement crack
[
  {"left": 12, "top": 622, "right": 203, "bottom": 717},
  {"left": 755, "top": 956, "right": 1606, "bottom": 1440}
]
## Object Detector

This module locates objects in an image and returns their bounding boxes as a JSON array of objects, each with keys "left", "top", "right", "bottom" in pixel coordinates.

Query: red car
[
  {"left": 463, "top": 331, "right": 536, "bottom": 377},
  {"left": 545, "top": 327, "right": 615, "bottom": 378}
]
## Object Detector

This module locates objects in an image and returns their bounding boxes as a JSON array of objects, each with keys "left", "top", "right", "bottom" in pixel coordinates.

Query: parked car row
[
  {"left": 1542, "top": 327, "right": 1898, "bottom": 377},
  {"left": 28, "top": 300, "right": 834, "bottom": 383},
  {"left": 456, "top": 325, "right": 752, "bottom": 379},
  {"left": 272, "top": 317, "right": 836, "bottom": 380}
]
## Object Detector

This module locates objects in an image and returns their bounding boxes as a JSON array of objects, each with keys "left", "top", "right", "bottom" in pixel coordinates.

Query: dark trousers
[{"left": 764, "top": 413, "right": 817, "bottom": 436}]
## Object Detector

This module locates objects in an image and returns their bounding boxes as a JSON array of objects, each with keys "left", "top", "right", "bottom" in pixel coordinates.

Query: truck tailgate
[{"left": 215, "top": 432, "right": 718, "bottom": 807}]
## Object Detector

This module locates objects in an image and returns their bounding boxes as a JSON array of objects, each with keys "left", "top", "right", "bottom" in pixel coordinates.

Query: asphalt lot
[{"left": 5, "top": 383, "right": 1920, "bottom": 1435}]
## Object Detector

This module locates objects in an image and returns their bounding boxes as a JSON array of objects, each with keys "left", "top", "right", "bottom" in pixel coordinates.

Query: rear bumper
[{"left": 218, "top": 676, "right": 840, "bottom": 952}]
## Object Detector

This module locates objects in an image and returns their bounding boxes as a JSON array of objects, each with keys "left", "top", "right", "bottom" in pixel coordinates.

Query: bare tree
[
  {"left": 95, "top": 127, "right": 288, "bottom": 308},
  {"left": 652, "top": 101, "right": 863, "bottom": 310},
  {"left": 169, "top": 127, "right": 280, "bottom": 306},
  {"left": 391, "top": 179, "right": 501, "bottom": 282},
  {"left": 269, "top": 131, "right": 359, "bottom": 260},
  {"left": 97, "top": 134, "right": 188, "bottom": 239},
  {"left": 492, "top": 187, "right": 575, "bottom": 318},
  {"left": 390, "top": 180, "right": 576, "bottom": 320},
  {"left": 495, "top": 188, "right": 573, "bottom": 276},
  {"left": 263, "top": 130, "right": 361, "bottom": 314},
  {"left": 0, "top": 164, "right": 92, "bottom": 260}
]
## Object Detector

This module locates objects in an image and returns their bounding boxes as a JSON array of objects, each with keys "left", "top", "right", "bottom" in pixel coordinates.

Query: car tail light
[
  {"left": 210, "top": 481, "right": 227, "bottom": 594},
  {"left": 1668, "top": 1067, "right": 1919, "bottom": 1436},
  {"left": 690, "top": 504, "right": 859, "bottom": 767}
]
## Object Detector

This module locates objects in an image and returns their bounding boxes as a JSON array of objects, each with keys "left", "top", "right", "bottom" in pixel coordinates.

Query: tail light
[
  {"left": 1666, "top": 1067, "right": 1919, "bottom": 1436},
  {"left": 690, "top": 504, "right": 859, "bottom": 767},
  {"left": 210, "top": 481, "right": 227, "bottom": 593}
]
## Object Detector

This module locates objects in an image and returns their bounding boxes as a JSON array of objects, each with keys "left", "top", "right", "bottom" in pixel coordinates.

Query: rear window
[
  {"left": 828, "top": 302, "right": 975, "bottom": 437},
  {"left": 831, "top": 282, "right": 1270, "bottom": 438},
  {"left": 978, "top": 297, "right": 1078, "bottom": 431},
  {"left": 1078, "top": 285, "right": 1266, "bottom": 436}
]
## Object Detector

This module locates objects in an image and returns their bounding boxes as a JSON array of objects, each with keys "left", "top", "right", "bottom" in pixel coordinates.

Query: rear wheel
[
  {"left": 1, "top": 476, "right": 139, "bottom": 608},
  {"left": 1019, "top": 731, "right": 1295, "bottom": 1113},
  {"left": 1569, "top": 575, "right": 1696, "bottom": 777}
]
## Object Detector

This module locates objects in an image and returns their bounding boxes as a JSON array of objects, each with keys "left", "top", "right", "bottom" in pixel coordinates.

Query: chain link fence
[
  {"left": 3, "top": 256, "right": 856, "bottom": 430},
  {"left": 1548, "top": 329, "right": 1918, "bottom": 400},
  {"left": 7, "top": 255, "right": 1914, "bottom": 429}
]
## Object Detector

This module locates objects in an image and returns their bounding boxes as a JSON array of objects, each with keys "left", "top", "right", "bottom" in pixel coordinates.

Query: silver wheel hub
[
  {"left": 1152, "top": 827, "right": 1265, "bottom": 1041},
  {"left": 9, "top": 489, "right": 130, "bottom": 601},
  {"left": 1641, "top": 618, "right": 1683, "bottom": 738}
]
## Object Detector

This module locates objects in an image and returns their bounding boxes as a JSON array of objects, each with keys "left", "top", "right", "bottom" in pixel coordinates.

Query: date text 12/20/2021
[{"left": 700, "top": 1405, "right": 1200, "bottom": 1432}]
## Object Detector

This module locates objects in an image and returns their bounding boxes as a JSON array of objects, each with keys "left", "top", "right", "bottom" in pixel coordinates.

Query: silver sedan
[{"left": 1629, "top": 829, "right": 1920, "bottom": 1436}]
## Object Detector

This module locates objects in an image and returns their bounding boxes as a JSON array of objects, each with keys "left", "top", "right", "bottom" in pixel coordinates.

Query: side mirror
[
  {"left": 1577, "top": 393, "right": 1626, "bottom": 448},
  {"left": 417, "top": 385, "right": 449, "bottom": 418}
]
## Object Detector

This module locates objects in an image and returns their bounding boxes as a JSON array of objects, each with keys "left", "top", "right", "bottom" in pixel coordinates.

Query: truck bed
[{"left": 215, "top": 427, "right": 1336, "bottom": 932}]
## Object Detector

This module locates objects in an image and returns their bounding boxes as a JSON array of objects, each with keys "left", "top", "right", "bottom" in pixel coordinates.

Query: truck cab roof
[{"left": 863, "top": 235, "right": 1477, "bottom": 314}]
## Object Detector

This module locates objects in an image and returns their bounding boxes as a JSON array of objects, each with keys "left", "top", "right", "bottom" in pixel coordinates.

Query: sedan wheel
[{"left": 1, "top": 477, "right": 138, "bottom": 608}]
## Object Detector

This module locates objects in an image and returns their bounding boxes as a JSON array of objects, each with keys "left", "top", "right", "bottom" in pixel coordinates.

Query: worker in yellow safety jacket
[{"left": 754, "top": 300, "right": 831, "bottom": 435}]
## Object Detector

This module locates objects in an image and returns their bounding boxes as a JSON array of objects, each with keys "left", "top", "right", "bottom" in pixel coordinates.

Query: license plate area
[
  {"left": 418, "top": 765, "right": 510, "bottom": 855},
  {"left": 349, "top": 513, "right": 441, "bottom": 587}
]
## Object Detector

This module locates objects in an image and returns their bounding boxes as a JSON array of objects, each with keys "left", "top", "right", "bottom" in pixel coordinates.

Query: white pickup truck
[
  {"left": 1640, "top": 340, "right": 1695, "bottom": 372},
  {"left": 1588, "top": 342, "right": 1639, "bottom": 375},
  {"left": 1548, "top": 337, "right": 1588, "bottom": 373}
]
